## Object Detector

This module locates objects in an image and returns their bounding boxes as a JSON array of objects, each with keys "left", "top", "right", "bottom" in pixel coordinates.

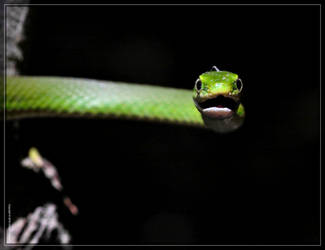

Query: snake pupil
[
  {"left": 196, "top": 79, "right": 202, "bottom": 91},
  {"left": 236, "top": 79, "right": 243, "bottom": 92}
]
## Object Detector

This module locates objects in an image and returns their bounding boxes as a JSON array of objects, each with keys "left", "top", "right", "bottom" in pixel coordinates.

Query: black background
[{"left": 6, "top": 4, "right": 320, "bottom": 245}]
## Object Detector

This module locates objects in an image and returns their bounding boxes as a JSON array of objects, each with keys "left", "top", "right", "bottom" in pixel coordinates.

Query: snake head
[{"left": 193, "top": 69, "right": 243, "bottom": 119}]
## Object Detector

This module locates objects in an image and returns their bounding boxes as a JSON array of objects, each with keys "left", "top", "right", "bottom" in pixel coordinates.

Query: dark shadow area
[{"left": 5, "top": 4, "right": 320, "bottom": 245}]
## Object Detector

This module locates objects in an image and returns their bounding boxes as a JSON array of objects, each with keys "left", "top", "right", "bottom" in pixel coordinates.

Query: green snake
[{"left": 6, "top": 66, "right": 245, "bottom": 133}]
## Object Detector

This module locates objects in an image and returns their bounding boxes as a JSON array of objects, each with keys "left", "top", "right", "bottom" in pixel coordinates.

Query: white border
[{"left": 3, "top": 3, "right": 322, "bottom": 247}]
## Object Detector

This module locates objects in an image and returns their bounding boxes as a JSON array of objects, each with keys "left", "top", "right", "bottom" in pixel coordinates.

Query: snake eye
[
  {"left": 195, "top": 78, "right": 202, "bottom": 92},
  {"left": 236, "top": 78, "right": 243, "bottom": 92}
]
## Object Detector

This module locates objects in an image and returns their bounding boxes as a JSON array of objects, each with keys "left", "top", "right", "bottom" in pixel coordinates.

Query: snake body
[
  {"left": 6, "top": 76, "right": 204, "bottom": 126},
  {"left": 6, "top": 68, "right": 245, "bottom": 133}
]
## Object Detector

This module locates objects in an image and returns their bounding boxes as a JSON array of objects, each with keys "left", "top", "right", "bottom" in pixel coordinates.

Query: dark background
[{"left": 6, "top": 4, "right": 320, "bottom": 245}]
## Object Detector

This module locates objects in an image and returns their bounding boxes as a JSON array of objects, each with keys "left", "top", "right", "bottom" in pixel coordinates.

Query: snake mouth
[{"left": 196, "top": 95, "right": 239, "bottom": 119}]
